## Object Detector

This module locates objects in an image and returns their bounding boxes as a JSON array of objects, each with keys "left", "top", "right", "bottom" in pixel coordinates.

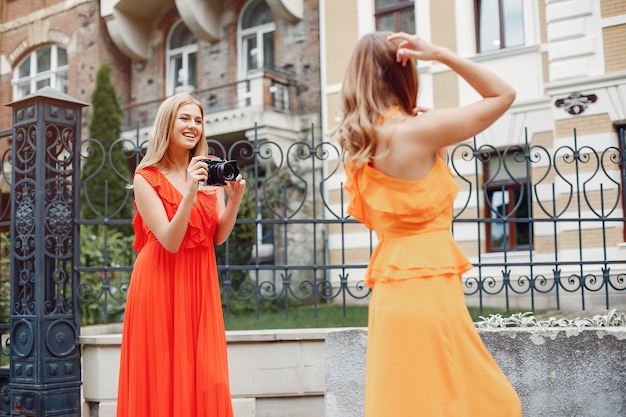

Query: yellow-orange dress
[
  {"left": 116, "top": 167, "right": 233, "bottom": 417},
  {"left": 344, "top": 157, "right": 522, "bottom": 417}
]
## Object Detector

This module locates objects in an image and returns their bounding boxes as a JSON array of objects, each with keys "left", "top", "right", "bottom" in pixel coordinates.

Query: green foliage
[
  {"left": 223, "top": 294, "right": 303, "bottom": 319},
  {"left": 79, "top": 225, "right": 134, "bottom": 325},
  {"left": 224, "top": 303, "right": 369, "bottom": 330},
  {"left": 0, "top": 231, "right": 10, "bottom": 324},
  {"left": 223, "top": 304, "right": 526, "bottom": 331},
  {"left": 475, "top": 309, "right": 624, "bottom": 328},
  {"left": 82, "top": 61, "right": 134, "bottom": 227},
  {"left": 215, "top": 171, "right": 256, "bottom": 290}
]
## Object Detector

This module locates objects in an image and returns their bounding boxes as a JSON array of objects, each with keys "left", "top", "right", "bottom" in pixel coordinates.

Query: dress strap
[{"left": 376, "top": 107, "right": 406, "bottom": 125}]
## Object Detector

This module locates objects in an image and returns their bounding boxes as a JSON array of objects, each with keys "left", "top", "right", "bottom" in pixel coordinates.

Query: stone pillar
[{"left": 7, "top": 87, "right": 87, "bottom": 417}]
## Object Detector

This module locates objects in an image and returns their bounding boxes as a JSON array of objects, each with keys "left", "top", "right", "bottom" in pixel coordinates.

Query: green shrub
[
  {"left": 0, "top": 231, "right": 9, "bottom": 324},
  {"left": 78, "top": 225, "right": 134, "bottom": 325}
]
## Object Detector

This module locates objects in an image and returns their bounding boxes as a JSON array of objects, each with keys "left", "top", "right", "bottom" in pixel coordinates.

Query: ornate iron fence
[
  {"left": 450, "top": 130, "right": 626, "bottom": 312},
  {"left": 1, "top": 125, "right": 626, "bottom": 330},
  {"left": 0, "top": 128, "right": 10, "bottom": 415}
]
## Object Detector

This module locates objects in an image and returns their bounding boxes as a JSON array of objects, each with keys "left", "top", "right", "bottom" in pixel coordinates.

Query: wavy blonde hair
[
  {"left": 331, "top": 32, "right": 418, "bottom": 168},
  {"left": 135, "top": 93, "right": 207, "bottom": 173}
]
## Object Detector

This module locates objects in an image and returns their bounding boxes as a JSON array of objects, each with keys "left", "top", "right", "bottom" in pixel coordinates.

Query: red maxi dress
[
  {"left": 344, "top": 157, "right": 522, "bottom": 417},
  {"left": 116, "top": 166, "right": 233, "bottom": 417}
]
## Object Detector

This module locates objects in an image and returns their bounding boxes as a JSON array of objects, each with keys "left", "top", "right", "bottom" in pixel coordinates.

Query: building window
[
  {"left": 166, "top": 21, "right": 197, "bottom": 96},
  {"left": 474, "top": 0, "right": 524, "bottom": 53},
  {"left": 239, "top": 0, "right": 275, "bottom": 77},
  {"left": 13, "top": 45, "right": 68, "bottom": 99},
  {"left": 483, "top": 148, "right": 532, "bottom": 252},
  {"left": 375, "top": 0, "right": 415, "bottom": 33}
]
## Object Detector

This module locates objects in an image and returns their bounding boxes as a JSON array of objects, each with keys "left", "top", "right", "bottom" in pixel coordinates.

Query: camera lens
[{"left": 222, "top": 163, "right": 237, "bottom": 180}]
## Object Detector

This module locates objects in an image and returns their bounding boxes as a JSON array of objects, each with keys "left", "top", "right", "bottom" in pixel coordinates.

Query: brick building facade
[
  {"left": 0, "top": 0, "right": 129, "bottom": 131},
  {"left": 0, "top": 0, "right": 321, "bottom": 148}
]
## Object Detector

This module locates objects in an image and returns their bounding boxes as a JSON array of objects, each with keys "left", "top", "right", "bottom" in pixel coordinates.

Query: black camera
[{"left": 201, "top": 157, "right": 240, "bottom": 186}]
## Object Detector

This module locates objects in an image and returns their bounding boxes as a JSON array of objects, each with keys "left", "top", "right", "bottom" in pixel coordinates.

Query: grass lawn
[{"left": 223, "top": 304, "right": 525, "bottom": 331}]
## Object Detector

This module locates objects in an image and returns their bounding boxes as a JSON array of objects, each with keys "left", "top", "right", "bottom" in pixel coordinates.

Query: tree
[
  {"left": 79, "top": 63, "right": 135, "bottom": 325},
  {"left": 0, "top": 231, "right": 10, "bottom": 324},
  {"left": 82, "top": 61, "right": 134, "bottom": 224}
]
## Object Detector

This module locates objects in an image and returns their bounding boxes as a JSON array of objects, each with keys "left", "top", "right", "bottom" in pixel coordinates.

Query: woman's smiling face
[{"left": 170, "top": 103, "right": 203, "bottom": 151}]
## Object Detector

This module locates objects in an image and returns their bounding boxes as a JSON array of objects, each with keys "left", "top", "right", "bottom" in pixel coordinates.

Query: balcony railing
[{"left": 122, "top": 69, "right": 296, "bottom": 131}]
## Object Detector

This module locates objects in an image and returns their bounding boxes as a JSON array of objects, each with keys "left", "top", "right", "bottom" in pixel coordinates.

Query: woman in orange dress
[
  {"left": 333, "top": 32, "right": 522, "bottom": 416},
  {"left": 116, "top": 93, "right": 246, "bottom": 417}
]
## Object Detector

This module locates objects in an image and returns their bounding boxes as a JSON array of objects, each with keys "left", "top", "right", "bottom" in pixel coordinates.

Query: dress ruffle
[
  {"left": 132, "top": 166, "right": 217, "bottom": 253},
  {"left": 359, "top": 158, "right": 459, "bottom": 221},
  {"left": 363, "top": 231, "right": 473, "bottom": 287},
  {"left": 344, "top": 157, "right": 472, "bottom": 287},
  {"left": 344, "top": 163, "right": 373, "bottom": 229}
]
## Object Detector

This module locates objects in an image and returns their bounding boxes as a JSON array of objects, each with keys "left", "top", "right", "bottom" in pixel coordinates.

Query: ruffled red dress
[
  {"left": 344, "top": 157, "right": 522, "bottom": 417},
  {"left": 116, "top": 166, "right": 233, "bottom": 417}
]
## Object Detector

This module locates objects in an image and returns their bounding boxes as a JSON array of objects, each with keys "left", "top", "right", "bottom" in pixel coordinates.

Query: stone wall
[
  {"left": 80, "top": 326, "right": 328, "bottom": 417},
  {"left": 80, "top": 323, "right": 626, "bottom": 417},
  {"left": 325, "top": 327, "right": 626, "bottom": 417}
]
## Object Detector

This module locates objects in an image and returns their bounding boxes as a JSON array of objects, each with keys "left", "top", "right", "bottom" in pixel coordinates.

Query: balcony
[
  {"left": 122, "top": 68, "right": 301, "bottom": 144},
  {"left": 101, "top": 0, "right": 303, "bottom": 60}
]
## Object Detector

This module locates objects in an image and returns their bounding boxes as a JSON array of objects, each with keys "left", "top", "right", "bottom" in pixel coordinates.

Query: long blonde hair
[
  {"left": 135, "top": 93, "right": 208, "bottom": 173},
  {"left": 331, "top": 32, "right": 418, "bottom": 168}
]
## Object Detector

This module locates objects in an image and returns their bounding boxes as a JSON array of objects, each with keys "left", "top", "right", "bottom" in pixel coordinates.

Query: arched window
[
  {"left": 238, "top": 0, "right": 275, "bottom": 77},
  {"left": 166, "top": 21, "right": 198, "bottom": 95},
  {"left": 13, "top": 45, "right": 68, "bottom": 99}
]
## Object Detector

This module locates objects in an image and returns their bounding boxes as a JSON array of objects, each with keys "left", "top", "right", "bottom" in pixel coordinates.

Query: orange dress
[
  {"left": 116, "top": 167, "right": 233, "bottom": 417},
  {"left": 344, "top": 157, "right": 522, "bottom": 417}
]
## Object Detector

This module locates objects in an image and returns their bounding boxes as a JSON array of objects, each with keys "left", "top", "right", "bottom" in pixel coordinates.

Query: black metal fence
[
  {"left": 451, "top": 130, "right": 626, "bottom": 312},
  {"left": 2, "top": 125, "right": 626, "bottom": 331},
  {"left": 0, "top": 128, "right": 10, "bottom": 415}
]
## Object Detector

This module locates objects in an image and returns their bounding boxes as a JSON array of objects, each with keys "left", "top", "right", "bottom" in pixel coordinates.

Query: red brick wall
[
  {"left": 1, "top": 0, "right": 322, "bottom": 134},
  {"left": 2, "top": 0, "right": 65, "bottom": 22},
  {"left": 0, "top": 1, "right": 131, "bottom": 134},
  {"left": 123, "top": 0, "right": 321, "bottom": 117}
]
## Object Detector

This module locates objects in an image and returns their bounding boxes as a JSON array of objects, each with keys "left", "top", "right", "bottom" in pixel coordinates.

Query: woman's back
[{"left": 372, "top": 110, "right": 439, "bottom": 181}]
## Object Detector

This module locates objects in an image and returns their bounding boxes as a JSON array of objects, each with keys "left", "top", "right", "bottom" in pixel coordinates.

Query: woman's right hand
[
  {"left": 387, "top": 32, "right": 442, "bottom": 66},
  {"left": 387, "top": 31, "right": 515, "bottom": 152},
  {"left": 187, "top": 156, "right": 209, "bottom": 196}
]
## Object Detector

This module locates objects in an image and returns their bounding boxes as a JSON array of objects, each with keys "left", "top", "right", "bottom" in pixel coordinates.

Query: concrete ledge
[
  {"left": 325, "top": 327, "right": 626, "bottom": 417},
  {"left": 81, "top": 334, "right": 122, "bottom": 404},
  {"left": 81, "top": 325, "right": 626, "bottom": 417},
  {"left": 80, "top": 326, "right": 328, "bottom": 417},
  {"left": 226, "top": 328, "right": 326, "bottom": 399}
]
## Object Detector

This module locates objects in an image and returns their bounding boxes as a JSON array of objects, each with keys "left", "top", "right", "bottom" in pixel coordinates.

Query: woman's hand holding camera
[
  {"left": 187, "top": 157, "right": 209, "bottom": 195},
  {"left": 225, "top": 175, "right": 246, "bottom": 204}
]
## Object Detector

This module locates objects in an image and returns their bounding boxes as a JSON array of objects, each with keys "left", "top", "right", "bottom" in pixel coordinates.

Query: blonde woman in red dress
[
  {"left": 334, "top": 32, "right": 522, "bottom": 417},
  {"left": 116, "top": 93, "right": 245, "bottom": 417}
]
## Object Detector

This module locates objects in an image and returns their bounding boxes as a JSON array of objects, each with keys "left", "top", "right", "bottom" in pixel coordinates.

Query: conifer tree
[
  {"left": 82, "top": 61, "right": 133, "bottom": 224},
  {"left": 79, "top": 62, "right": 134, "bottom": 325}
]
